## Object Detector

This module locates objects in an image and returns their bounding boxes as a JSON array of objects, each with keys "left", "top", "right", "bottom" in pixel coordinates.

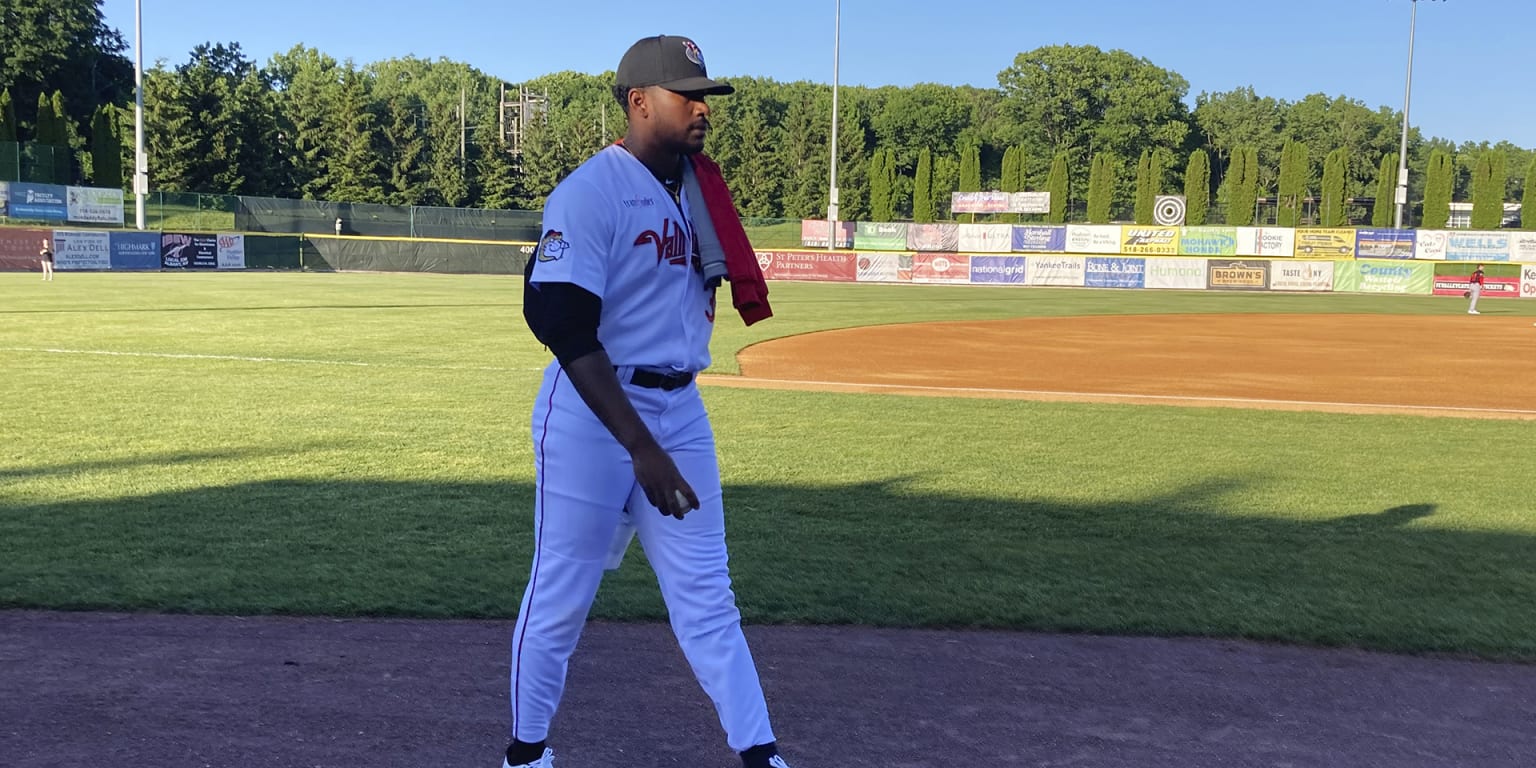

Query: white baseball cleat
[
  {"left": 504, "top": 747, "right": 554, "bottom": 768},
  {"left": 1468, "top": 310, "right": 1480, "bottom": 315},
  {"left": 768, "top": 756, "right": 793, "bottom": 768}
]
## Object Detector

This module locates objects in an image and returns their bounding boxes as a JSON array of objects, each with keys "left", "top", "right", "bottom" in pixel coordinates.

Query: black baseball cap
[{"left": 616, "top": 35, "right": 734, "bottom": 95}]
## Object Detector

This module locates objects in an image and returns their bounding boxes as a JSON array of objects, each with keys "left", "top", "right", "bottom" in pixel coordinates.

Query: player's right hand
[{"left": 630, "top": 441, "right": 699, "bottom": 519}]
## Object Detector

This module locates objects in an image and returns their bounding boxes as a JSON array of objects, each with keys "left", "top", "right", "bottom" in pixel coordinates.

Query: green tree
[
  {"left": 834, "top": 98, "right": 871, "bottom": 222},
  {"left": 959, "top": 142, "right": 981, "bottom": 192},
  {"left": 472, "top": 120, "right": 520, "bottom": 210},
  {"left": 325, "top": 68, "right": 385, "bottom": 203},
  {"left": 0, "top": 89, "right": 16, "bottom": 181},
  {"left": 1277, "top": 139, "right": 1309, "bottom": 227},
  {"left": 89, "top": 104, "right": 122, "bottom": 187},
  {"left": 933, "top": 154, "right": 960, "bottom": 219},
  {"left": 1046, "top": 151, "right": 1069, "bottom": 223},
  {"left": 1226, "top": 145, "right": 1259, "bottom": 225},
  {"left": 1372, "top": 153, "right": 1398, "bottom": 228},
  {"left": 33, "top": 91, "right": 62, "bottom": 182},
  {"left": 0, "top": 88, "right": 16, "bottom": 142},
  {"left": 377, "top": 96, "right": 428, "bottom": 205},
  {"left": 1086, "top": 152, "right": 1116, "bottom": 223},
  {"left": 1320, "top": 147, "right": 1348, "bottom": 227},
  {"left": 913, "top": 147, "right": 934, "bottom": 223},
  {"left": 1422, "top": 150, "right": 1453, "bottom": 229},
  {"left": 0, "top": 0, "right": 133, "bottom": 138},
  {"left": 1193, "top": 87, "right": 1284, "bottom": 189},
  {"left": 999, "top": 146, "right": 1026, "bottom": 222},
  {"left": 1134, "top": 149, "right": 1155, "bottom": 224},
  {"left": 726, "top": 96, "right": 782, "bottom": 218},
  {"left": 1471, "top": 152, "right": 1507, "bottom": 230},
  {"left": 868, "top": 149, "right": 891, "bottom": 222},
  {"left": 1184, "top": 149, "right": 1210, "bottom": 226},
  {"left": 1524, "top": 155, "right": 1536, "bottom": 231}
]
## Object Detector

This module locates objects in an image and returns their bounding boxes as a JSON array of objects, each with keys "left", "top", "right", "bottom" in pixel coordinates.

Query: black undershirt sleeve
[{"left": 524, "top": 279, "right": 604, "bottom": 366}]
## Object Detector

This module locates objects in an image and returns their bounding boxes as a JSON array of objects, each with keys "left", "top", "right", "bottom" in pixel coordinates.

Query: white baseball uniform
[{"left": 511, "top": 144, "right": 775, "bottom": 752}]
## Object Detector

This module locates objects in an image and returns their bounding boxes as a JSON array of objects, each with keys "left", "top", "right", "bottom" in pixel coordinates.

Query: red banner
[
  {"left": 754, "top": 250, "right": 857, "bottom": 282},
  {"left": 911, "top": 253, "right": 970, "bottom": 284},
  {"left": 1432, "top": 276, "right": 1520, "bottom": 298},
  {"left": 0, "top": 227, "right": 51, "bottom": 271}
]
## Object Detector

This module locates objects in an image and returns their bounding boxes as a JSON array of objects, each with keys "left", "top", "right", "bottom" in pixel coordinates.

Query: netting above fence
[{"left": 236, "top": 196, "right": 542, "bottom": 241}]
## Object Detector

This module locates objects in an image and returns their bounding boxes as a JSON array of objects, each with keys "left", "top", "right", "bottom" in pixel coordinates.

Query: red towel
[{"left": 688, "top": 153, "right": 773, "bottom": 326}]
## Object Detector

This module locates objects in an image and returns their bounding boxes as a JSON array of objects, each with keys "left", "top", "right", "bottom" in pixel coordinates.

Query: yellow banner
[
  {"left": 1120, "top": 226, "right": 1180, "bottom": 255},
  {"left": 1292, "top": 228, "right": 1356, "bottom": 258}
]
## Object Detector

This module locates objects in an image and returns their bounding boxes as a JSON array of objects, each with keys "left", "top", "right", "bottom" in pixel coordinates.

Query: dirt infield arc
[{"left": 708, "top": 313, "right": 1536, "bottom": 419}]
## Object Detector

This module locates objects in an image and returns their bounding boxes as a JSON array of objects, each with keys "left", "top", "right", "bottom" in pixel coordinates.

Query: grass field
[{"left": 3, "top": 272, "right": 1534, "bottom": 660}]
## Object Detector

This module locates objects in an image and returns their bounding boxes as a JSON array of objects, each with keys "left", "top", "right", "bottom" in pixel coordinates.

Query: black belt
[{"left": 622, "top": 368, "right": 695, "bottom": 391}]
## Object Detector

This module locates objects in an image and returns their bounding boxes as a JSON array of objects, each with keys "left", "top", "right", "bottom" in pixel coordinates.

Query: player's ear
[{"left": 627, "top": 87, "right": 647, "bottom": 118}]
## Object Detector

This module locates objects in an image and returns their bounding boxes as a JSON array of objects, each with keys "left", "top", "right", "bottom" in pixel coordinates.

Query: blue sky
[{"left": 101, "top": 0, "right": 1534, "bottom": 148}]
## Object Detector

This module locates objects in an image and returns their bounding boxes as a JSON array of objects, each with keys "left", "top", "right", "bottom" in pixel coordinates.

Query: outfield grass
[{"left": 2, "top": 273, "right": 1534, "bottom": 659}]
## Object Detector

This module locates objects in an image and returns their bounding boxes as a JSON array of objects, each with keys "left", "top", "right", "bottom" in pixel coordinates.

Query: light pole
[
  {"left": 1395, "top": 0, "right": 1441, "bottom": 229},
  {"left": 826, "top": 0, "right": 841, "bottom": 250},
  {"left": 133, "top": 0, "right": 147, "bottom": 230}
]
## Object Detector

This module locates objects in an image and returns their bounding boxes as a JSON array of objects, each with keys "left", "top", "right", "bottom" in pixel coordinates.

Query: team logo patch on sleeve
[{"left": 537, "top": 230, "right": 570, "bottom": 262}]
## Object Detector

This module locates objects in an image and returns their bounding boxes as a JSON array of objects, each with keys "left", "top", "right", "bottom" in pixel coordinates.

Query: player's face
[{"left": 644, "top": 87, "right": 711, "bottom": 155}]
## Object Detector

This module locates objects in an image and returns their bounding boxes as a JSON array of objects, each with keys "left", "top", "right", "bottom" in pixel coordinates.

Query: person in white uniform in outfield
[{"left": 503, "top": 34, "right": 794, "bottom": 768}]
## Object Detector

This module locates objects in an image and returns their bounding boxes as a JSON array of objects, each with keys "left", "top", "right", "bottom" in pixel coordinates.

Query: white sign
[
  {"left": 1415, "top": 230, "right": 1448, "bottom": 260},
  {"left": 1143, "top": 257, "right": 1208, "bottom": 290},
  {"left": 1522, "top": 265, "right": 1536, "bottom": 299},
  {"left": 1507, "top": 232, "right": 1536, "bottom": 264},
  {"left": 51, "top": 229, "right": 112, "bottom": 270},
  {"left": 1064, "top": 225, "right": 1121, "bottom": 254},
  {"left": 1236, "top": 227, "right": 1295, "bottom": 257},
  {"left": 1444, "top": 231, "right": 1510, "bottom": 261},
  {"left": 957, "top": 224, "right": 1013, "bottom": 253},
  {"left": 1269, "top": 260, "right": 1336, "bottom": 292},
  {"left": 1010, "top": 192, "right": 1051, "bottom": 214},
  {"left": 855, "top": 252, "right": 900, "bottom": 283},
  {"left": 1026, "top": 255, "right": 1086, "bottom": 286},
  {"left": 66, "top": 186, "right": 125, "bottom": 224},
  {"left": 216, "top": 233, "right": 246, "bottom": 269}
]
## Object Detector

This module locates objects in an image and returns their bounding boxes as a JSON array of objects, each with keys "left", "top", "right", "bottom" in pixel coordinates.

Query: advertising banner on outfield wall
[
  {"left": 1085, "top": 257, "right": 1146, "bottom": 288},
  {"left": 0, "top": 181, "right": 10, "bottom": 216},
  {"left": 7, "top": 182, "right": 69, "bottom": 220},
  {"left": 0, "top": 226, "right": 50, "bottom": 270},
  {"left": 1179, "top": 227, "right": 1238, "bottom": 256},
  {"left": 1415, "top": 230, "right": 1448, "bottom": 260},
  {"left": 1064, "top": 225, "right": 1121, "bottom": 254},
  {"left": 854, "top": 222, "right": 909, "bottom": 251},
  {"left": 1207, "top": 259, "right": 1271, "bottom": 291},
  {"left": 51, "top": 229, "right": 111, "bottom": 270},
  {"left": 1011, "top": 225, "right": 1067, "bottom": 252},
  {"left": 109, "top": 231, "right": 162, "bottom": 270},
  {"left": 754, "top": 250, "right": 857, "bottom": 282},
  {"left": 856, "top": 252, "right": 902, "bottom": 282},
  {"left": 1432, "top": 262, "right": 1520, "bottom": 297},
  {"left": 912, "top": 253, "right": 970, "bottom": 284},
  {"left": 799, "top": 220, "right": 855, "bottom": 249},
  {"left": 1120, "top": 226, "right": 1180, "bottom": 255},
  {"left": 1522, "top": 265, "right": 1536, "bottom": 299},
  {"left": 1236, "top": 227, "right": 1294, "bottom": 257},
  {"left": 906, "top": 223, "right": 960, "bottom": 252},
  {"left": 1354, "top": 228, "right": 1416, "bottom": 260},
  {"left": 969, "top": 255, "right": 1026, "bottom": 284},
  {"left": 1334, "top": 261, "right": 1433, "bottom": 294},
  {"left": 217, "top": 233, "right": 246, "bottom": 269},
  {"left": 1510, "top": 232, "right": 1536, "bottom": 263},
  {"left": 1269, "top": 260, "right": 1336, "bottom": 291},
  {"left": 66, "top": 186, "right": 125, "bottom": 224},
  {"left": 1443, "top": 231, "right": 1511, "bottom": 262},
  {"left": 1143, "top": 258, "right": 1207, "bottom": 289},
  {"left": 957, "top": 223, "right": 1014, "bottom": 253},
  {"left": 161, "top": 233, "right": 219, "bottom": 269},
  {"left": 1027, "top": 255, "right": 1086, "bottom": 286},
  {"left": 1293, "top": 228, "right": 1356, "bottom": 258},
  {"left": 951, "top": 191, "right": 1011, "bottom": 213}
]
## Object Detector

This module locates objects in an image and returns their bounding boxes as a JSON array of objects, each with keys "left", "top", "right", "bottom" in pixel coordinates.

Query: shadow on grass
[
  {"left": 0, "top": 302, "right": 516, "bottom": 315},
  {"left": 1, "top": 478, "right": 1530, "bottom": 659},
  {"left": 0, "top": 444, "right": 346, "bottom": 482}
]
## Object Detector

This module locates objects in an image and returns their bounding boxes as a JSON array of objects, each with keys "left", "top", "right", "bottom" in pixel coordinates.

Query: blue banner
[
  {"left": 1085, "top": 256, "right": 1146, "bottom": 288},
  {"left": 8, "top": 182, "right": 69, "bottom": 220},
  {"left": 970, "top": 255, "right": 1026, "bottom": 283},
  {"left": 110, "top": 231, "right": 162, "bottom": 270},
  {"left": 1011, "top": 225, "right": 1067, "bottom": 252},
  {"left": 161, "top": 232, "right": 219, "bottom": 269},
  {"left": 1354, "top": 228, "right": 1416, "bottom": 260}
]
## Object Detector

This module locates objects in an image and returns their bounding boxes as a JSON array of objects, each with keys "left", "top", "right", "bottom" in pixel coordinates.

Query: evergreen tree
[
  {"left": 473, "top": 123, "right": 521, "bottom": 210},
  {"left": 425, "top": 102, "right": 470, "bottom": 207},
  {"left": 1277, "top": 139, "right": 1309, "bottom": 227},
  {"left": 1226, "top": 145, "right": 1259, "bottom": 225},
  {"left": 1086, "top": 152, "right": 1115, "bottom": 223},
  {"left": 1471, "top": 152, "right": 1506, "bottom": 230},
  {"left": 999, "top": 146, "right": 1023, "bottom": 222},
  {"left": 1372, "top": 153, "right": 1398, "bottom": 228},
  {"left": 1524, "top": 155, "right": 1536, "bottom": 231},
  {"left": 325, "top": 68, "right": 385, "bottom": 203},
  {"left": 933, "top": 154, "right": 960, "bottom": 219},
  {"left": 50, "top": 90, "right": 73, "bottom": 183},
  {"left": 0, "top": 88, "right": 16, "bottom": 142},
  {"left": 89, "top": 105, "right": 122, "bottom": 187},
  {"left": 959, "top": 143, "right": 981, "bottom": 192},
  {"left": 728, "top": 99, "right": 781, "bottom": 218},
  {"left": 379, "top": 96, "right": 429, "bottom": 205},
  {"left": 868, "top": 149, "right": 891, "bottom": 222},
  {"left": 1134, "top": 149, "right": 1155, "bottom": 224},
  {"left": 835, "top": 100, "right": 871, "bottom": 222},
  {"left": 1047, "top": 151, "right": 1069, "bottom": 223},
  {"left": 913, "top": 147, "right": 934, "bottom": 223},
  {"left": 1320, "top": 147, "right": 1348, "bottom": 227},
  {"left": 775, "top": 90, "right": 831, "bottom": 219},
  {"left": 0, "top": 89, "right": 16, "bottom": 181},
  {"left": 1185, "top": 149, "right": 1210, "bottom": 226},
  {"left": 1422, "top": 150, "right": 1453, "bottom": 229}
]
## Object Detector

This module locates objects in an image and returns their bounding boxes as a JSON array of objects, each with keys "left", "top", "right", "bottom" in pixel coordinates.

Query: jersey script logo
[{"left": 635, "top": 218, "right": 691, "bottom": 267}]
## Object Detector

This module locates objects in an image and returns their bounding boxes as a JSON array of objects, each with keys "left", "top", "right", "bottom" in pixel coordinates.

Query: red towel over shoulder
[{"left": 688, "top": 153, "right": 773, "bottom": 325}]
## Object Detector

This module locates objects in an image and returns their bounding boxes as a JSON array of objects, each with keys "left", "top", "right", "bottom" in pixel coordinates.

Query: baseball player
[
  {"left": 1467, "top": 264, "right": 1485, "bottom": 314},
  {"left": 39, "top": 238, "right": 54, "bottom": 281},
  {"left": 504, "top": 35, "right": 794, "bottom": 768}
]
